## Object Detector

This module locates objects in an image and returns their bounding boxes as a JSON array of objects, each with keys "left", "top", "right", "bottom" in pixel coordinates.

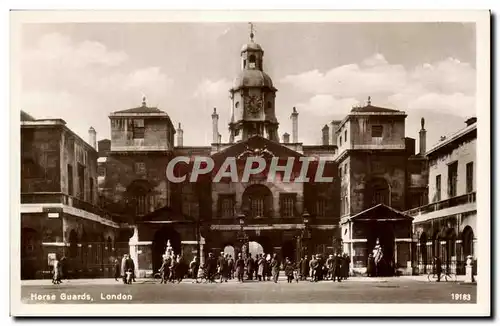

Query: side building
[
  {"left": 21, "top": 111, "right": 120, "bottom": 279},
  {"left": 407, "top": 117, "right": 477, "bottom": 276}
]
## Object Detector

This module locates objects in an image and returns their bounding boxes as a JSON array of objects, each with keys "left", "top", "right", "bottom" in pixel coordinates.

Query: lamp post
[
  {"left": 301, "top": 210, "right": 311, "bottom": 258},
  {"left": 237, "top": 213, "right": 249, "bottom": 260}
]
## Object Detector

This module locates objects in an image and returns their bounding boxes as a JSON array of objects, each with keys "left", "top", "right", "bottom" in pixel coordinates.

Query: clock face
[{"left": 245, "top": 95, "right": 263, "bottom": 114}]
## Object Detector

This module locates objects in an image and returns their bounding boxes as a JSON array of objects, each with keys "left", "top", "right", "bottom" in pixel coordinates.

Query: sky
[{"left": 19, "top": 22, "right": 476, "bottom": 149}]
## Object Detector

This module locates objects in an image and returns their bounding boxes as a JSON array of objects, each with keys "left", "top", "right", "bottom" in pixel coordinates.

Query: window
[
  {"left": 267, "top": 101, "right": 272, "bottom": 109},
  {"left": 344, "top": 196, "right": 349, "bottom": 215},
  {"left": 250, "top": 196, "right": 264, "bottom": 218},
  {"left": 339, "top": 136, "right": 342, "bottom": 146},
  {"left": 235, "top": 101, "right": 239, "bottom": 108},
  {"left": 249, "top": 55, "right": 256, "bottom": 68},
  {"left": 133, "top": 119, "right": 145, "bottom": 139},
  {"left": 344, "top": 130, "right": 347, "bottom": 143},
  {"left": 136, "top": 194, "right": 148, "bottom": 215},
  {"left": 435, "top": 175, "right": 441, "bottom": 202},
  {"left": 339, "top": 166, "right": 342, "bottom": 178},
  {"left": 67, "top": 164, "right": 73, "bottom": 196},
  {"left": 97, "top": 166, "right": 106, "bottom": 177},
  {"left": 466, "top": 162, "right": 474, "bottom": 193},
  {"left": 316, "top": 198, "right": 327, "bottom": 217},
  {"left": 77, "top": 163, "right": 85, "bottom": 200},
  {"left": 219, "top": 195, "right": 235, "bottom": 218},
  {"left": 89, "top": 178, "right": 94, "bottom": 204},
  {"left": 371, "top": 125, "right": 383, "bottom": 138},
  {"left": 344, "top": 163, "right": 348, "bottom": 175},
  {"left": 280, "top": 194, "right": 296, "bottom": 217},
  {"left": 448, "top": 161, "right": 458, "bottom": 197},
  {"left": 135, "top": 162, "right": 146, "bottom": 175}
]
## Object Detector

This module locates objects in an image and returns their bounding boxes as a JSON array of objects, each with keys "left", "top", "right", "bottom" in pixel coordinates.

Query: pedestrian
[
  {"left": 227, "top": 255, "right": 234, "bottom": 280},
  {"left": 434, "top": 256, "right": 442, "bottom": 282},
  {"left": 159, "top": 256, "right": 169, "bottom": 284},
  {"left": 52, "top": 256, "right": 61, "bottom": 285},
  {"left": 333, "top": 254, "right": 342, "bottom": 282},
  {"left": 342, "top": 254, "right": 350, "bottom": 280},
  {"left": 121, "top": 254, "right": 128, "bottom": 284},
  {"left": 300, "top": 255, "right": 309, "bottom": 281},
  {"left": 189, "top": 256, "right": 199, "bottom": 283},
  {"left": 257, "top": 254, "right": 265, "bottom": 281},
  {"left": 114, "top": 258, "right": 121, "bottom": 281},
  {"left": 206, "top": 252, "right": 217, "bottom": 283},
  {"left": 326, "top": 255, "right": 334, "bottom": 280},
  {"left": 367, "top": 254, "right": 374, "bottom": 277},
  {"left": 309, "top": 255, "right": 319, "bottom": 282},
  {"left": 126, "top": 254, "right": 136, "bottom": 282},
  {"left": 235, "top": 253, "right": 245, "bottom": 282},
  {"left": 266, "top": 253, "right": 272, "bottom": 281},
  {"left": 284, "top": 257, "right": 295, "bottom": 283},
  {"left": 246, "top": 253, "right": 255, "bottom": 280},
  {"left": 271, "top": 253, "right": 280, "bottom": 283}
]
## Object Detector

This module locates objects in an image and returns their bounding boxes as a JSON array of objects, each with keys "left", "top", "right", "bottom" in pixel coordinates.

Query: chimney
[
  {"left": 291, "top": 107, "right": 298, "bottom": 143},
  {"left": 465, "top": 117, "right": 477, "bottom": 126},
  {"left": 88, "top": 127, "right": 96, "bottom": 149},
  {"left": 322, "top": 124, "right": 330, "bottom": 145},
  {"left": 212, "top": 108, "right": 219, "bottom": 144},
  {"left": 282, "top": 132, "right": 290, "bottom": 144},
  {"left": 419, "top": 117, "right": 426, "bottom": 155},
  {"left": 330, "top": 120, "right": 341, "bottom": 146},
  {"left": 176, "top": 123, "right": 183, "bottom": 147}
]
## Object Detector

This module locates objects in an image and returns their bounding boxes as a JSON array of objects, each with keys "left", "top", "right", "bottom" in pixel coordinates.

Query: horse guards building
[{"left": 20, "top": 31, "right": 478, "bottom": 280}]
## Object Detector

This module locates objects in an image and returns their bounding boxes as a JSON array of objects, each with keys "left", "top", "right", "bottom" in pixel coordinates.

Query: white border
[{"left": 9, "top": 9, "right": 491, "bottom": 317}]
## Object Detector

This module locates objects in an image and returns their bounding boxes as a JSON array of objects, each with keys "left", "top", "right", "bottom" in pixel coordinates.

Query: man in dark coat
[
  {"left": 367, "top": 254, "right": 375, "bottom": 277},
  {"left": 434, "top": 256, "right": 442, "bottom": 282},
  {"left": 235, "top": 253, "right": 245, "bottom": 282},
  {"left": 342, "top": 253, "right": 350, "bottom": 280},
  {"left": 271, "top": 253, "right": 280, "bottom": 283},
  {"left": 246, "top": 253, "right": 255, "bottom": 280},
  {"left": 333, "top": 254, "right": 342, "bottom": 282},
  {"left": 114, "top": 258, "right": 121, "bottom": 281},
  {"left": 227, "top": 255, "right": 234, "bottom": 280},
  {"left": 206, "top": 253, "right": 217, "bottom": 283},
  {"left": 299, "top": 255, "right": 309, "bottom": 281}
]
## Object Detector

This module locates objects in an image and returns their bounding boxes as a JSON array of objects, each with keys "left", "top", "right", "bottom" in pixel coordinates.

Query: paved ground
[{"left": 21, "top": 276, "right": 477, "bottom": 304}]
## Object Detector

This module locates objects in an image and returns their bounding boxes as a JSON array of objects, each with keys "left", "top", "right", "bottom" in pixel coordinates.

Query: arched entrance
[
  {"left": 462, "top": 226, "right": 474, "bottom": 257},
  {"left": 223, "top": 245, "right": 235, "bottom": 259},
  {"left": 281, "top": 240, "right": 297, "bottom": 263},
  {"left": 21, "top": 228, "right": 42, "bottom": 279},
  {"left": 152, "top": 227, "right": 181, "bottom": 274},
  {"left": 248, "top": 241, "right": 264, "bottom": 258}
]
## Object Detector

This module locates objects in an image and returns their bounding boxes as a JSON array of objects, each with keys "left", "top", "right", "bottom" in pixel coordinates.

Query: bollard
[{"left": 465, "top": 255, "right": 475, "bottom": 283}]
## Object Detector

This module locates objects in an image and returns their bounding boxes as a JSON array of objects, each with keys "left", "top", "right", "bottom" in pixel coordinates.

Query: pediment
[
  {"left": 139, "top": 205, "right": 195, "bottom": 224},
  {"left": 349, "top": 204, "right": 413, "bottom": 222},
  {"left": 211, "top": 135, "right": 303, "bottom": 164}
]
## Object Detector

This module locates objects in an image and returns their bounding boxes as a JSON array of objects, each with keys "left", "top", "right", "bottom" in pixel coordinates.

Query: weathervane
[{"left": 249, "top": 22, "right": 255, "bottom": 41}]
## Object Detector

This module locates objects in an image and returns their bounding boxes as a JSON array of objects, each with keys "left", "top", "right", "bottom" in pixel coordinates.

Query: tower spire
[{"left": 249, "top": 22, "right": 254, "bottom": 42}]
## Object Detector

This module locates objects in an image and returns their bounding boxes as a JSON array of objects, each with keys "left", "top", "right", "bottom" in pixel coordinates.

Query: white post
[{"left": 465, "top": 255, "right": 475, "bottom": 283}]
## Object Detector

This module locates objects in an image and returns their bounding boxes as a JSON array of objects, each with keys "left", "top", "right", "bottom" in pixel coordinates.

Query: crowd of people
[{"left": 182, "top": 252, "right": 351, "bottom": 283}]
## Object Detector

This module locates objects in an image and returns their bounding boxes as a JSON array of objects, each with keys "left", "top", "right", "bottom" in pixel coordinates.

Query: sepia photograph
[{"left": 10, "top": 10, "right": 490, "bottom": 317}]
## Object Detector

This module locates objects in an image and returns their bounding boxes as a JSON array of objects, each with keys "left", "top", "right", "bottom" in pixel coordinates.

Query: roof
[
  {"left": 113, "top": 105, "right": 166, "bottom": 115},
  {"left": 21, "top": 110, "right": 36, "bottom": 121},
  {"left": 241, "top": 42, "right": 263, "bottom": 53},
  {"left": 232, "top": 69, "right": 274, "bottom": 90},
  {"left": 426, "top": 121, "right": 477, "bottom": 156},
  {"left": 350, "top": 104, "right": 401, "bottom": 113},
  {"left": 139, "top": 205, "right": 196, "bottom": 223},
  {"left": 348, "top": 204, "right": 413, "bottom": 222}
]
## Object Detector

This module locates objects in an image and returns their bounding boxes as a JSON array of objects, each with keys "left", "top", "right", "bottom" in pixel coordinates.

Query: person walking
[
  {"left": 114, "top": 258, "right": 121, "bottom": 281},
  {"left": 434, "top": 256, "right": 442, "bottom": 282},
  {"left": 333, "top": 254, "right": 342, "bottom": 282},
  {"left": 326, "top": 255, "right": 334, "bottom": 280},
  {"left": 235, "top": 253, "right": 245, "bottom": 283},
  {"left": 52, "top": 256, "right": 61, "bottom": 285},
  {"left": 284, "top": 257, "right": 295, "bottom": 283},
  {"left": 246, "top": 253, "right": 255, "bottom": 281},
  {"left": 159, "top": 257, "right": 169, "bottom": 284},
  {"left": 309, "top": 255, "right": 319, "bottom": 282},
  {"left": 257, "top": 254, "right": 265, "bottom": 281},
  {"left": 227, "top": 255, "right": 234, "bottom": 280},
  {"left": 342, "top": 254, "right": 350, "bottom": 280},
  {"left": 189, "top": 256, "right": 199, "bottom": 283},
  {"left": 206, "top": 252, "right": 217, "bottom": 283},
  {"left": 299, "top": 255, "right": 309, "bottom": 281},
  {"left": 120, "top": 254, "right": 128, "bottom": 284},
  {"left": 271, "top": 253, "right": 280, "bottom": 283}
]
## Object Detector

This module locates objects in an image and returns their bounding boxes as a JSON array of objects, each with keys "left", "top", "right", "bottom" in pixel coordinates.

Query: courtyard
[{"left": 20, "top": 276, "right": 477, "bottom": 304}]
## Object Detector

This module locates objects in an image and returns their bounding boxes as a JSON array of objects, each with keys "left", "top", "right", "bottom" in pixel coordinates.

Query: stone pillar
[
  {"left": 419, "top": 118, "right": 426, "bottom": 155},
  {"left": 322, "top": 124, "right": 329, "bottom": 145},
  {"left": 465, "top": 255, "right": 475, "bottom": 283},
  {"left": 199, "top": 236, "right": 205, "bottom": 266},
  {"left": 176, "top": 123, "right": 183, "bottom": 147}
]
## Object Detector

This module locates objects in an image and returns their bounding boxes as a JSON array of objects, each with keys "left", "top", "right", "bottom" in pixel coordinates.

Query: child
[
  {"left": 126, "top": 268, "right": 133, "bottom": 284},
  {"left": 293, "top": 268, "right": 300, "bottom": 283}
]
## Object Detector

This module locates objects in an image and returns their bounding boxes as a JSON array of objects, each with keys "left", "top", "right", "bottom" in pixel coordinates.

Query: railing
[
  {"left": 406, "top": 192, "right": 476, "bottom": 216},
  {"left": 21, "top": 192, "right": 118, "bottom": 223}
]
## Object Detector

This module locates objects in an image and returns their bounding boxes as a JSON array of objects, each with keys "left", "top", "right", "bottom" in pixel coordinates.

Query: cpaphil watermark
[{"left": 165, "top": 156, "right": 335, "bottom": 183}]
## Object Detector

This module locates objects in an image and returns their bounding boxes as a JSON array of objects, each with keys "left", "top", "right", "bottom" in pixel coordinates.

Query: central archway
[
  {"left": 248, "top": 241, "right": 264, "bottom": 258},
  {"left": 152, "top": 227, "right": 181, "bottom": 273}
]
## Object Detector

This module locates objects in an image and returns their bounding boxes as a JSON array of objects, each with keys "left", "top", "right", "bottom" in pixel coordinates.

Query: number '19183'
[{"left": 451, "top": 293, "right": 471, "bottom": 301}]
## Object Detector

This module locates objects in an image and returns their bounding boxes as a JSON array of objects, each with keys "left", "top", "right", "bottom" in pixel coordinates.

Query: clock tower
[{"left": 228, "top": 26, "right": 279, "bottom": 143}]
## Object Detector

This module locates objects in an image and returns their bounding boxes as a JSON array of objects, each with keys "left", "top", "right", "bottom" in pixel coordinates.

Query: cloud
[
  {"left": 194, "top": 78, "right": 232, "bottom": 100},
  {"left": 295, "top": 94, "right": 360, "bottom": 117},
  {"left": 21, "top": 33, "right": 175, "bottom": 140},
  {"left": 281, "top": 53, "right": 476, "bottom": 118}
]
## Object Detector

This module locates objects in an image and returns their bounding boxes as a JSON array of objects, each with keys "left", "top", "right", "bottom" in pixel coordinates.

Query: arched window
[
  {"left": 462, "top": 226, "right": 474, "bottom": 257},
  {"left": 127, "top": 180, "right": 153, "bottom": 216},
  {"left": 248, "top": 55, "right": 256, "bottom": 68},
  {"left": 242, "top": 184, "right": 273, "bottom": 218},
  {"left": 267, "top": 101, "right": 272, "bottom": 109}
]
